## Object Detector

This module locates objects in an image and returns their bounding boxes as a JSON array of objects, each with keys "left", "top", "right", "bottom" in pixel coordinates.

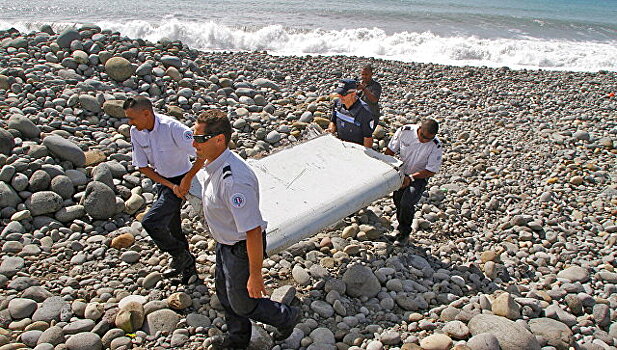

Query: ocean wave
[{"left": 2, "top": 19, "right": 616, "bottom": 72}]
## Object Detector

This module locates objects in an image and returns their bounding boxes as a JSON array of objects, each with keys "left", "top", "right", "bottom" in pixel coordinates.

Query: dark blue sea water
[{"left": 1, "top": 0, "right": 616, "bottom": 71}]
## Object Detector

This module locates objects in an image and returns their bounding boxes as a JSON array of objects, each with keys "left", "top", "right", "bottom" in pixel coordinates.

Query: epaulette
[
  {"left": 222, "top": 165, "right": 232, "bottom": 179},
  {"left": 402, "top": 125, "right": 412, "bottom": 130},
  {"left": 433, "top": 138, "right": 442, "bottom": 148}
]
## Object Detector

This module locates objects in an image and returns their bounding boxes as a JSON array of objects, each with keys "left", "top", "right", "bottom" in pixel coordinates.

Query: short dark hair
[
  {"left": 362, "top": 64, "right": 373, "bottom": 73},
  {"left": 421, "top": 119, "right": 439, "bottom": 135},
  {"left": 196, "top": 110, "right": 232, "bottom": 145},
  {"left": 123, "top": 96, "right": 153, "bottom": 111}
]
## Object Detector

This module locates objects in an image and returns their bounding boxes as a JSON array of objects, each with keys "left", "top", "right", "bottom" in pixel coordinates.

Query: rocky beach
[{"left": 0, "top": 25, "right": 616, "bottom": 350}]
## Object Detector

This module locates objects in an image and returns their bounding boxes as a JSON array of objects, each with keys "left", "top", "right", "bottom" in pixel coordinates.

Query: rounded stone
[
  {"left": 50, "top": 175, "right": 75, "bottom": 199},
  {"left": 29, "top": 170, "right": 51, "bottom": 192},
  {"left": 105, "top": 57, "right": 135, "bottom": 81},
  {"left": 420, "top": 334, "right": 453, "bottom": 350},
  {"left": 42, "top": 135, "right": 86, "bottom": 167},
  {"left": 8, "top": 115, "right": 41, "bottom": 139},
  {"left": 0, "top": 128, "right": 15, "bottom": 155},
  {"left": 83, "top": 181, "right": 117, "bottom": 219},
  {"left": 57, "top": 29, "right": 81, "bottom": 48},
  {"left": 65, "top": 332, "right": 102, "bottom": 350},
  {"left": 25, "top": 191, "right": 63, "bottom": 216}
]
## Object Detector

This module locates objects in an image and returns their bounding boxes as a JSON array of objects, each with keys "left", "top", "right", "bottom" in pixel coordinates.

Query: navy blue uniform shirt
[{"left": 331, "top": 99, "right": 374, "bottom": 145}]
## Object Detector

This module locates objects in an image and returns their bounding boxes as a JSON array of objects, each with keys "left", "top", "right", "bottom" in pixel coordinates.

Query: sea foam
[{"left": 2, "top": 19, "right": 616, "bottom": 72}]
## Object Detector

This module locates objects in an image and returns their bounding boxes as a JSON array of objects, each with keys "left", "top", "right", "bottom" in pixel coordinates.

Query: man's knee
[
  {"left": 228, "top": 292, "right": 257, "bottom": 317},
  {"left": 141, "top": 211, "right": 163, "bottom": 233}
]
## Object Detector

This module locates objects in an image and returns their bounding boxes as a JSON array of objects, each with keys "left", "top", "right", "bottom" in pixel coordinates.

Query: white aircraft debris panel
[{"left": 190, "top": 134, "right": 403, "bottom": 255}]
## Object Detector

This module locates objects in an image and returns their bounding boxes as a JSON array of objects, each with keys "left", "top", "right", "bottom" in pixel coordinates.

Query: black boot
[
  {"left": 181, "top": 263, "right": 199, "bottom": 285},
  {"left": 163, "top": 249, "right": 195, "bottom": 278},
  {"left": 273, "top": 306, "right": 302, "bottom": 341},
  {"left": 210, "top": 335, "right": 249, "bottom": 350}
]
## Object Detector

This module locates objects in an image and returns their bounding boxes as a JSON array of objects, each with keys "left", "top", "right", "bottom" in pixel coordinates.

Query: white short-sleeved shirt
[
  {"left": 201, "top": 149, "right": 267, "bottom": 245},
  {"left": 388, "top": 124, "right": 443, "bottom": 175},
  {"left": 130, "top": 113, "right": 196, "bottom": 178}
]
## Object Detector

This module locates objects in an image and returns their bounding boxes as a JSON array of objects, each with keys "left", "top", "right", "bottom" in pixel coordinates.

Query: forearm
[
  {"left": 385, "top": 148, "right": 395, "bottom": 156},
  {"left": 362, "top": 88, "right": 378, "bottom": 103},
  {"left": 183, "top": 157, "right": 206, "bottom": 183},
  {"left": 139, "top": 167, "right": 174, "bottom": 189},
  {"left": 245, "top": 227, "right": 264, "bottom": 277},
  {"left": 411, "top": 169, "right": 436, "bottom": 179},
  {"left": 327, "top": 122, "right": 336, "bottom": 133}
]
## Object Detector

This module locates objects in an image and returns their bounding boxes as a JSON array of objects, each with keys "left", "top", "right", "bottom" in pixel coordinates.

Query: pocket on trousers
[{"left": 231, "top": 242, "right": 248, "bottom": 260}]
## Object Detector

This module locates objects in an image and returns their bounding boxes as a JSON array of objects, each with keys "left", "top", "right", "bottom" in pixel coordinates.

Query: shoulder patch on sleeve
[
  {"left": 433, "top": 138, "right": 441, "bottom": 148},
  {"left": 183, "top": 130, "right": 193, "bottom": 140},
  {"left": 222, "top": 165, "right": 232, "bottom": 179},
  {"left": 230, "top": 193, "right": 246, "bottom": 208},
  {"left": 403, "top": 125, "right": 412, "bottom": 130}
]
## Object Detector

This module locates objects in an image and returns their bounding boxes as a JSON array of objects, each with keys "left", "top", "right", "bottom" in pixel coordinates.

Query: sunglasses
[{"left": 193, "top": 133, "right": 221, "bottom": 143}]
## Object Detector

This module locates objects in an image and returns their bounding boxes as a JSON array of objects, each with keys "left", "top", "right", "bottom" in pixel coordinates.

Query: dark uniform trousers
[
  {"left": 215, "top": 234, "right": 295, "bottom": 345},
  {"left": 141, "top": 174, "right": 189, "bottom": 256},
  {"left": 393, "top": 178, "right": 427, "bottom": 236}
]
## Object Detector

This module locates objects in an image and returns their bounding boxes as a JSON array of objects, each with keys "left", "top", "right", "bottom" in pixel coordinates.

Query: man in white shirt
[
  {"left": 125, "top": 96, "right": 204, "bottom": 284},
  {"left": 385, "top": 119, "right": 443, "bottom": 244},
  {"left": 192, "top": 110, "right": 300, "bottom": 349}
]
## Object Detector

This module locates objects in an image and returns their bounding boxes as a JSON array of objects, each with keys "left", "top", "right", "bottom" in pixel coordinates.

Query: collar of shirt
[
  {"left": 410, "top": 125, "right": 420, "bottom": 142},
  {"left": 205, "top": 148, "right": 232, "bottom": 175},
  {"left": 151, "top": 113, "right": 162, "bottom": 133},
  {"left": 348, "top": 99, "right": 364, "bottom": 113}
]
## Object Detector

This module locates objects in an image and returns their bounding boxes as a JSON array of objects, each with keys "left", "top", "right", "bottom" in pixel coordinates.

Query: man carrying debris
[
  {"left": 385, "top": 119, "right": 443, "bottom": 244},
  {"left": 327, "top": 79, "right": 375, "bottom": 148},
  {"left": 358, "top": 64, "right": 382, "bottom": 125},
  {"left": 125, "top": 96, "right": 202, "bottom": 284},
  {"left": 192, "top": 110, "right": 301, "bottom": 349}
]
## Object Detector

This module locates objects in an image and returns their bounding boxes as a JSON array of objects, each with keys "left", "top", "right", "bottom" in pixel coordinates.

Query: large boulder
[
  {"left": 25, "top": 191, "right": 63, "bottom": 216},
  {"left": 557, "top": 266, "right": 589, "bottom": 282},
  {"left": 144, "top": 309, "right": 179, "bottom": 335},
  {"left": 160, "top": 55, "right": 182, "bottom": 68},
  {"left": 55, "top": 205, "right": 86, "bottom": 222},
  {"left": 79, "top": 94, "right": 101, "bottom": 113},
  {"left": 528, "top": 318, "right": 573, "bottom": 350},
  {"left": 0, "top": 182, "right": 21, "bottom": 208},
  {"left": 105, "top": 57, "right": 135, "bottom": 81},
  {"left": 92, "top": 163, "right": 114, "bottom": 190},
  {"left": 42, "top": 135, "right": 86, "bottom": 167},
  {"left": 468, "top": 314, "right": 540, "bottom": 350},
  {"left": 0, "top": 128, "right": 15, "bottom": 155},
  {"left": 65, "top": 332, "right": 102, "bottom": 350},
  {"left": 8, "top": 115, "right": 41, "bottom": 139},
  {"left": 253, "top": 78, "right": 280, "bottom": 91},
  {"left": 32, "top": 296, "right": 68, "bottom": 322},
  {"left": 491, "top": 292, "right": 521, "bottom": 320},
  {"left": 103, "top": 100, "right": 126, "bottom": 118},
  {"left": 82, "top": 181, "right": 116, "bottom": 220},
  {"left": 342, "top": 264, "right": 381, "bottom": 298},
  {"left": 57, "top": 29, "right": 81, "bottom": 49},
  {"left": 50, "top": 175, "right": 75, "bottom": 199},
  {"left": 0, "top": 74, "right": 10, "bottom": 90},
  {"left": 115, "top": 302, "right": 144, "bottom": 333}
]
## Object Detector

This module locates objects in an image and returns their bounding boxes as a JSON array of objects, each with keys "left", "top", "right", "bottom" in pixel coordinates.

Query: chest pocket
[
  {"left": 400, "top": 139, "right": 411, "bottom": 153},
  {"left": 156, "top": 137, "right": 178, "bottom": 152}
]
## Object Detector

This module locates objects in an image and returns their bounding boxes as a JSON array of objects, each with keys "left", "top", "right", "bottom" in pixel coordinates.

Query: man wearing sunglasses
[
  {"left": 124, "top": 96, "right": 203, "bottom": 284},
  {"left": 327, "top": 79, "right": 374, "bottom": 148},
  {"left": 192, "top": 110, "right": 301, "bottom": 349},
  {"left": 385, "top": 119, "right": 443, "bottom": 245}
]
